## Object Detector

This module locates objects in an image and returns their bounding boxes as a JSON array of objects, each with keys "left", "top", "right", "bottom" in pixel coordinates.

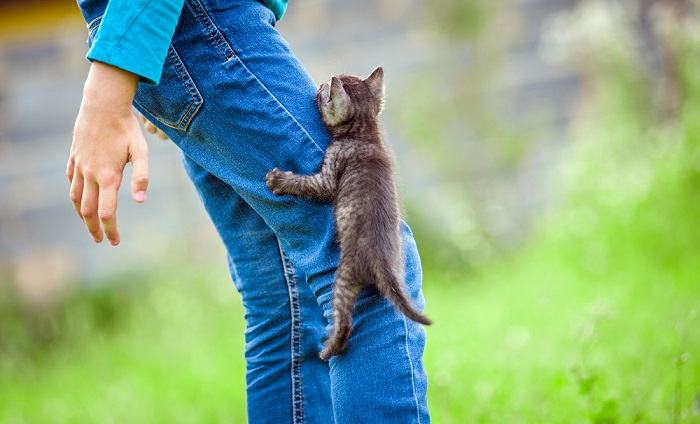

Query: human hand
[{"left": 66, "top": 62, "right": 148, "bottom": 246}]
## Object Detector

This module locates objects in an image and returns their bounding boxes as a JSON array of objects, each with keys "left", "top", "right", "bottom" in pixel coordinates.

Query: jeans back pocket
[
  {"left": 86, "top": 16, "right": 203, "bottom": 132},
  {"left": 133, "top": 47, "right": 203, "bottom": 131}
]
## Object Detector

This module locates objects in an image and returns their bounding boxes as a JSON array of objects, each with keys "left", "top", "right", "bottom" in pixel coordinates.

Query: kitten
[{"left": 265, "top": 67, "right": 431, "bottom": 360}]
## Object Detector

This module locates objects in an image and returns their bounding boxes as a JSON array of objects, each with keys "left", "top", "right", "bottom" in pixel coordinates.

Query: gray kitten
[{"left": 265, "top": 67, "right": 431, "bottom": 360}]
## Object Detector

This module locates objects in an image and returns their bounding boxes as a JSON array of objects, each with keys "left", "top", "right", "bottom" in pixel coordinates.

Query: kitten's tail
[{"left": 378, "top": 269, "right": 432, "bottom": 326}]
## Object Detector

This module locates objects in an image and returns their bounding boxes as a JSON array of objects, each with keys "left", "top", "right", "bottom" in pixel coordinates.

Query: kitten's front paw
[{"left": 265, "top": 168, "right": 291, "bottom": 195}]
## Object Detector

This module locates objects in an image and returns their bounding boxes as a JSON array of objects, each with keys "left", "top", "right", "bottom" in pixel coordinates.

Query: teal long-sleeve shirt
[{"left": 87, "top": 0, "right": 288, "bottom": 84}]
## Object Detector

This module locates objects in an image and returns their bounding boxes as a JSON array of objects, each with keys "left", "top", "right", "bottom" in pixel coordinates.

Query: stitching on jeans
[
  {"left": 189, "top": 0, "right": 325, "bottom": 156},
  {"left": 402, "top": 314, "right": 422, "bottom": 424},
  {"left": 234, "top": 57, "right": 325, "bottom": 156},
  {"left": 133, "top": 46, "right": 204, "bottom": 131},
  {"left": 166, "top": 46, "right": 203, "bottom": 129},
  {"left": 277, "top": 240, "right": 304, "bottom": 424},
  {"left": 186, "top": 0, "right": 236, "bottom": 61},
  {"left": 281, "top": 245, "right": 304, "bottom": 423},
  {"left": 86, "top": 15, "right": 103, "bottom": 34}
]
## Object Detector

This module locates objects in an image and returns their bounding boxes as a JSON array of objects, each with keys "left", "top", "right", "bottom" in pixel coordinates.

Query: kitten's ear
[
  {"left": 323, "top": 76, "right": 351, "bottom": 125},
  {"left": 365, "top": 66, "right": 385, "bottom": 98}
]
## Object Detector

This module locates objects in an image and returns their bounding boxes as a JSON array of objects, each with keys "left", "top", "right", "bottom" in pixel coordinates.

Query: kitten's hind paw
[
  {"left": 319, "top": 337, "right": 350, "bottom": 361},
  {"left": 265, "top": 168, "right": 289, "bottom": 195},
  {"left": 319, "top": 346, "right": 337, "bottom": 361}
]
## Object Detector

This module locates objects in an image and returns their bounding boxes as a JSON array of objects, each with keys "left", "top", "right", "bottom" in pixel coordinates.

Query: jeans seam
[
  {"left": 235, "top": 57, "right": 325, "bottom": 157},
  {"left": 133, "top": 46, "right": 203, "bottom": 131},
  {"left": 402, "top": 315, "right": 422, "bottom": 424},
  {"left": 166, "top": 46, "right": 203, "bottom": 129},
  {"left": 278, "top": 240, "right": 304, "bottom": 424},
  {"left": 187, "top": 0, "right": 325, "bottom": 156},
  {"left": 86, "top": 15, "right": 103, "bottom": 34},
  {"left": 185, "top": 0, "right": 236, "bottom": 61}
]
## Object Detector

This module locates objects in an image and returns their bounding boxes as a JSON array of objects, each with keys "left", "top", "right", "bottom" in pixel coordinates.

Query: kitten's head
[{"left": 316, "top": 67, "right": 385, "bottom": 128}]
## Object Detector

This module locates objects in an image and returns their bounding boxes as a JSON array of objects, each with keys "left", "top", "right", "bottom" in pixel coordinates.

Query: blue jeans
[{"left": 84, "top": 1, "right": 429, "bottom": 422}]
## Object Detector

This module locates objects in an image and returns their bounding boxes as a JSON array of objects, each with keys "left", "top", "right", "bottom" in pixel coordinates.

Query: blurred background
[{"left": 1, "top": 0, "right": 699, "bottom": 422}]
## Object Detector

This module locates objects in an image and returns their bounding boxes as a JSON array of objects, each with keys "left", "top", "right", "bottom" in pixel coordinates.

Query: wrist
[{"left": 82, "top": 61, "right": 139, "bottom": 117}]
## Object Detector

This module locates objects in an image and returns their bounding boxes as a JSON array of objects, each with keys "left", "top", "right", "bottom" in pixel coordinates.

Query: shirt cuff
[{"left": 87, "top": 41, "right": 164, "bottom": 85}]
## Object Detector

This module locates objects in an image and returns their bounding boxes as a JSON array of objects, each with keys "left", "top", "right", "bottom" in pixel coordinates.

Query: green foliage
[
  {"left": 0, "top": 267, "right": 248, "bottom": 423},
  {"left": 428, "top": 0, "right": 491, "bottom": 40},
  {"left": 0, "top": 274, "right": 139, "bottom": 365},
  {"left": 396, "top": 1, "right": 539, "bottom": 268},
  {"left": 419, "top": 2, "right": 700, "bottom": 423}
]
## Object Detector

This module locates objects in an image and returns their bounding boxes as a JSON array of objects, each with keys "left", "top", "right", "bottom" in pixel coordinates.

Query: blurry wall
[
  {"left": 0, "top": 0, "right": 583, "bottom": 296},
  {"left": 0, "top": 1, "right": 211, "bottom": 301}
]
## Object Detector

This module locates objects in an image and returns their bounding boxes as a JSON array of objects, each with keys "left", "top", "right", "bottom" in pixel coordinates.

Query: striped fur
[{"left": 266, "top": 67, "right": 431, "bottom": 360}]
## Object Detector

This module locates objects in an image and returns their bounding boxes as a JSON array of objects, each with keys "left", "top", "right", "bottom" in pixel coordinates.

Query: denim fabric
[{"left": 83, "top": 1, "right": 429, "bottom": 422}]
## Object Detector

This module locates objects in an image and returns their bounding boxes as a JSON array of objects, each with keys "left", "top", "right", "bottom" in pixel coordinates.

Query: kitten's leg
[
  {"left": 265, "top": 169, "right": 335, "bottom": 202},
  {"left": 266, "top": 144, "right": 341, "bottom": 201},
  {"left": 319, "top": 268, "right": 361, "bottom": 361}
]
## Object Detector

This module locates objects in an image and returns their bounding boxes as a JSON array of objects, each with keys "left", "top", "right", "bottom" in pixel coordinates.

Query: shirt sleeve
[{"left": 87, "top": 0, "right": 186, "bottom": 85}]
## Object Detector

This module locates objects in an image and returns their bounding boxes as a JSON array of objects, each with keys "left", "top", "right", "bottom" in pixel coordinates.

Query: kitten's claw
[
  {"left": 319, "top": 337, "right": 349, "bottom": 361},
  {"left": 319, "top": 346, "right": 335, "bottom": 361},
  {"left": 265, "top": 168, "right": 286, "bottom": 195},
  {"left": 319, "top": 344, "right": 347, "bottom": 361}
]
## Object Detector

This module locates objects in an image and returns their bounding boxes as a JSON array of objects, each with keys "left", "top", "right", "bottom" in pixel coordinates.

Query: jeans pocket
[
  {"left": 86, "top": 15, "right": 203, "bottom": 132},
  {"left": 133, "top": 46, "right": 204, "bottom": 131}
]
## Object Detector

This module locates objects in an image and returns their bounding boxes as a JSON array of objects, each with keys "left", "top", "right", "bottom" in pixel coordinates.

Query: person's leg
[
  {"left": 181, "top": 156, "right": 333, "bottom": 423},
  {"left": 133, "top": 0, "right": 429, "bottom": 421}
]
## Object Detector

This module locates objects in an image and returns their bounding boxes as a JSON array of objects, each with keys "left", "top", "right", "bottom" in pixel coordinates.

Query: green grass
[
  {"left": 1, "top": 239, "right": 698, "bottom": 423},
  {"left": 0, "top": 269, "right": 248, "bottom": 423},
  {"left": 425, "top": 248, "right": 700, "bottom": 423},
  {"left": 420, "top": 54, "right": 700, "bottom": 421}
]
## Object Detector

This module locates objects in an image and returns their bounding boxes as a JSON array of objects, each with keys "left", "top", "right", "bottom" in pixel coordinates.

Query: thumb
[{"left": 130, "top": 143, "right": 149, "bottom": 203}]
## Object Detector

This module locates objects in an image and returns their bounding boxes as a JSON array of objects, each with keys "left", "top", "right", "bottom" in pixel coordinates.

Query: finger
[
  {"left": 66, "top": 158, "right": 75, "bottom": 183},
  {"left": 98, "top": 183, "right": 120, "bottom": 246},
  {"left": 156, "top": 128, "right": 169, "bottom": 141},
  {"left": 130, "top": 145, "right": 149, "bottom": 203},
  {"left": 144, "top": 120, "right": 158, "bottom": 134},
  {"left": 69, "top": 170, "right": 84, "bottom": 219},
  {"left": 81, "top": 180, "right": 103, "bottom": 242},
  {"left": 145, "top": 120, "right": 169, "bottom": 141}
]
